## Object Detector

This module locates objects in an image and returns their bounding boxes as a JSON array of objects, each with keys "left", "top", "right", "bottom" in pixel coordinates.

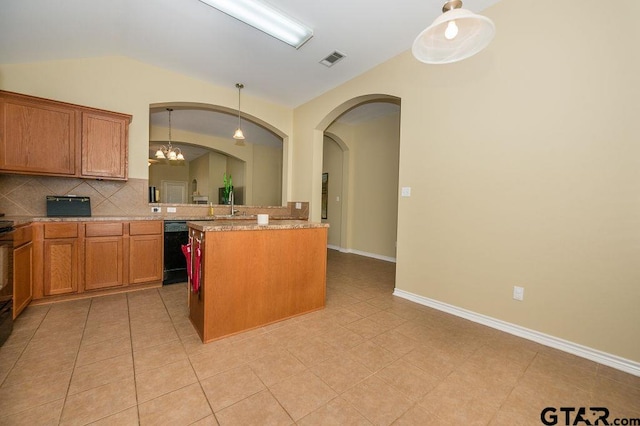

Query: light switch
[
  {"left": 336, "top": 196, "right": 340, "bottom": 202},
  {"left": 167, "top": 207, "right": 177, "bottom": 213},
  {"left": 401, "top": 187, "right": 411, "bottom": 197}
]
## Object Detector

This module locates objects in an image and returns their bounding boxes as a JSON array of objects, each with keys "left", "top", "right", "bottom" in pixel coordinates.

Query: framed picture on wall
[{"left": 321, "top": 173, "right": 328, "bottom": 219}]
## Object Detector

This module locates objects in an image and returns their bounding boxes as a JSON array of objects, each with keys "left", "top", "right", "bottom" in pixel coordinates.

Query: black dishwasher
[{"left": 163, "top": 221, "right": 189, "bottom": 285}]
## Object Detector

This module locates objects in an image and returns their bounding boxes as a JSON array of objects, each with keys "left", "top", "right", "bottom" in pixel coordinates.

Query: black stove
[{"left": 0, "top": 220, "right": 14, "bottom": 234}]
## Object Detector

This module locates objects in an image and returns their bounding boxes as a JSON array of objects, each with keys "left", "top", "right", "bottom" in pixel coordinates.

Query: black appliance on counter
[
  {"left": 163, "top": 221, "right": 188, "bottom": 285},
  {"left": 46, "top": 195, "right": 91, "bottom": 217},
  {"left": 0, "top": 220, "right": 15, "bottom": 346}
]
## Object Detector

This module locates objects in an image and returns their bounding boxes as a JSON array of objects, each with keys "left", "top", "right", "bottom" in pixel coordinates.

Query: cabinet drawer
[
  {"left": 14, "top": 225, "right": 32, "bottom": 247},
  {"left": 44, "top": 223, "right": 78, "bottom": 239},
  {"left": 85, "top": 222, "right": 123, "bottom": 237},
  {"left": 129, "top": 221, "right": 162, "bottom": 236}
]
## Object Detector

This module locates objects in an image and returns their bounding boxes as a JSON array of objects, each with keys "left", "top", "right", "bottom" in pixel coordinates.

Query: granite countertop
[
  {"left": 7, "top": 215, "right": 178, "bottom": 226},
  {"left": 187, "top": 220, "right": 328, "bottom": 232},
  {"left": 6, "top": 215, "right": 305, "bottom": 227}
]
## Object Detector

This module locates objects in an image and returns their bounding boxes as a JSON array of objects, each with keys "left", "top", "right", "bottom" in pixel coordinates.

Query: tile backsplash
[
  {"left": 0, "top": 175, "right": 151, "bottom": 216},
  {"left": 0, "top": 174, "right": 310, "bottom": 219}
]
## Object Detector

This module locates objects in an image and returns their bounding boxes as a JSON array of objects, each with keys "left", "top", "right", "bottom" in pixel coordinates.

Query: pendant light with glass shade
[
  {"left": 154, "top": 108, "right": 185, "bottom": 161},
  {"left": 412, "top": 0, "right": 495, "bottom": 65},
  {"left": 233, "top": 83, "right": 246, "bottom": 146}
]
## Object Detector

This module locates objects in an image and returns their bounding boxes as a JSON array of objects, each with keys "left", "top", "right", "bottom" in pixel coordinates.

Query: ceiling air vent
[{"left": 320, "top": 51, "right": 346, "bottom": 67}]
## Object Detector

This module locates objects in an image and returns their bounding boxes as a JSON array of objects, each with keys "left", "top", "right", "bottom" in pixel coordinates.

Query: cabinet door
[
  {"left": 13, "top": 242, "right": 33, "bottom": 319},
  {"left": 0, "top": 95, "right": 77, "bottom": 175},
  {"left": 84, "top": 236, "right": 124, "bottom": 290},
  {"left": 43, "top": 239, "right": 78, "bottom": 296},
  {"left": 129, "top": 234, "right": 163, "bottom": 284},
  {"left": 81, "top": 112, "right": 129, "bottom": 180}
]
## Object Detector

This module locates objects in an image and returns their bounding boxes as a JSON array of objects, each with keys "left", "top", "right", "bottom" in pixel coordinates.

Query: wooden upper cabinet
[
  {"left": 0, "top": 93, "right": 77, "bottom": 175},
  {"left": 0, "top": 90, "right": 131, "bottom": 180},
  {"left": 81, "top": 111, "right": 129, "bottom": 180}
]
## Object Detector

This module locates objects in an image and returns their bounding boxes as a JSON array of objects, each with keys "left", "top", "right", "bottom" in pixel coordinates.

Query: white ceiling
[
  {"left": 0, "top": 0, "right": 500, "bottom": 108},
  {"left": 3, "top": 0, "right": 498, "bottom": 160}
]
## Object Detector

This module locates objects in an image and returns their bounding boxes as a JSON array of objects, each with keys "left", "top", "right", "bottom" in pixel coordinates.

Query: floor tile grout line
[
  {"left": 58, "top": 298, "right": 92, "bottom": 425},
  {"left": 125, "top": 290, "right": 142, "bottom": 426},
  {"left": 0, "top": 305, "right": 50, "bottom": 389},
  {"left": 486, "top": 350, "right": 541, "bottom": 425},
  {"left": 158, "top": 285, "right": 222, "bottom": 423},
  {"left": 0, "top": 306, "right": 54, "bottom": 422}
]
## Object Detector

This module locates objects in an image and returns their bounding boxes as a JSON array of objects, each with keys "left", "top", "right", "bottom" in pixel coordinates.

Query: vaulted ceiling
[{"left": 0, "top": 0, "right": 500, "bottom": 108}]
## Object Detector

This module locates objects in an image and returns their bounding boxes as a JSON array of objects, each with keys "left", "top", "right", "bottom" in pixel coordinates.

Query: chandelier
[{"left": 155, "top": 108, "right": 185, "bottom": 161}]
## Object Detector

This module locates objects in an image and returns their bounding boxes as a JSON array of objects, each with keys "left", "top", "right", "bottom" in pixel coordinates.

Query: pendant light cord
[
  {"left": 236, "top": 83, "right": 243, "bottom": 129},
  {"left": 167, "top": 108, "right": 173, "bottom": 148}
]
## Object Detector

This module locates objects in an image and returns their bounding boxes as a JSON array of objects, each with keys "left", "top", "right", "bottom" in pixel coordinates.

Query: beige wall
[
  {"left": 226, "top": 156, "right": 245, "bottom": 204},
  {"left": 252, "top": 144, "right": 283, "bottom": 206},
  {"left": 186, "top": 151, "right": 244, "bottom": 205},
  {"left": 149, "top": 162, "right": 190, "bottom": 200},
  {"left": 322, "top": 136, "right": 343, "bottom": 247},
  {"left": 187, "top": 153, "right": 210, "bottom": 203},
  {"left": 293, "top": 0, "right": 640, "bottom": 362}
]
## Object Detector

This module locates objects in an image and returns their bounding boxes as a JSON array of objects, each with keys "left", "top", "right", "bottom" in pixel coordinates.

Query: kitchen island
[{"left": 186, "top": 220, "right": 329, "bottom": 343}]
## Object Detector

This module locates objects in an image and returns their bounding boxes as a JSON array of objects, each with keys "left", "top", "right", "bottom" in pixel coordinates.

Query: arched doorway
[{"left": 318, "top": 95, "right": 401, "bottom": 261}]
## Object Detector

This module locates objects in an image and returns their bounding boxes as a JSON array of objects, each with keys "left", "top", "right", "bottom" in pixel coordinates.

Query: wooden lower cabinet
[
  {"left": 13, "top": 225, "right": 33, "bottom": 319},
  {"left": 32, "top": 220, "right": 163, "bottom": 302},
  {"left": 84, "top": 236, "right": 124, "bottom": 290},
  {"left": 129, "top": 234, "right": 163, "bottom": 284},
  {"left": 129, "top": 220, "right": 163, "bottom": 285},
  {"left": 43, "top": 238, "right": 78, "bottom": 296}
]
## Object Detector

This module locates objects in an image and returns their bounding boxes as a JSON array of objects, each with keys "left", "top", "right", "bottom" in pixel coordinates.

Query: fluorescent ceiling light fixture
[{"left": 199, "top": 0, "right": 313, "bottom": 49}]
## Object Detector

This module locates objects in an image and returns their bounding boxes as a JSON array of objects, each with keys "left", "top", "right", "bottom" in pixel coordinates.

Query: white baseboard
[
  {"left": 393, "top": 288, "right": 640, "bottom": 377},
  {"left": 327, "top": 245, "right": 396, "bottom": 263}
]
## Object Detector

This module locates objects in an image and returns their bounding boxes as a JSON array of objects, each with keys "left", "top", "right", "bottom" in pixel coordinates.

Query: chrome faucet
[{"left": 230, "top": 191, "right": 237, "bottom": 216}]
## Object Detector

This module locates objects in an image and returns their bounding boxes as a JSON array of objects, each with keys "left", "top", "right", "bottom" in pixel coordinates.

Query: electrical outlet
[
  {"left": 295, "top": 202, "right": 301, "bottom": 209},
  {"left": 401, "top": 187, "right": 411, "bottom": 197},
  {"left": 513, "top": 286, "right": 524, "bottom": 301},
  {"left": 151, "top": 206, "right": 161, "bottom": 213},
  {"left": 167, "top": 207, "right": 177, "bottom": 213}
]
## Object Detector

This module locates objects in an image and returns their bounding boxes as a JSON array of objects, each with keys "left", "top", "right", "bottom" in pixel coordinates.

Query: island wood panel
[{"left": 191, "top": 227, "right": 327, "bottom": 342}]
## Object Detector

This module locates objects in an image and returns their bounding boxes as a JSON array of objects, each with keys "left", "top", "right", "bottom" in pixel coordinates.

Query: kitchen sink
[{"left": 213, "top": 214, "right": 257, "bottom": 220}]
